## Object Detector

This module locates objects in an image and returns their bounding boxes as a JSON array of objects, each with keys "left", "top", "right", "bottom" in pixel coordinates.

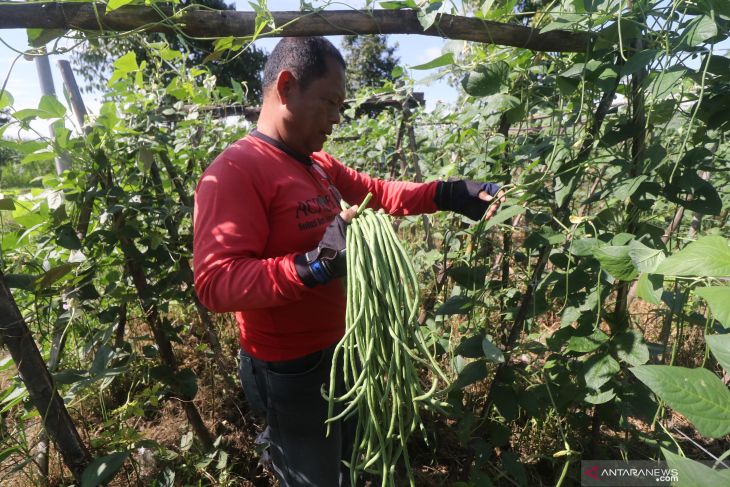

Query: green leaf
[
  {"left": 620, "top": 49, "right": 659, "bottom": 77},
  {"left": 446, "top": 266, "right": 488, "bottom": 290},
  {"left": 683, "top": 15, "right": 718, "bottom": 47},
  {"left": 570, "top": 238, "right": 605, "bottom": 257},
  {"left": 0, "top": 90, "right": 13, "bottom": 110},
  {"left": 583, "top": 353, "right": 620, "bottom": 390},
  {"left": 655, "top": 237, "right": 730, "bottom": 277},
  {"left": 0, "top": 198, "right": 15, "bottom": 211},
  {"left": 662, "top": 448, "right": 730, "bottom": 487},
  {"left": 696, "top": 287, "right": 730, "bottom": 329},
  {"left": 566, "top": 329, "right": 609, "bottom": 353},
  {"left": 584, "top": 388, "right": 616, "bottom": 404},
  {"left": 612, "top": 329, "right": 649, "bottom": 366},
  {"left": 556, "top": 76, "right": 579, "bottom": 97},
  {"left": 26, "top": 28, "right": 67, "bottom": 48},
  {"left": 482, "top": 338, "right": 504, "bottom": 363},
  {"left": 113, "top": 51, "right": 138, "bottom": 72},
  {"left": 631, "top": 365, "right": 730, "bottom": 438},
  {"left": 410, "top": 53, "right": 453, "bottom": 70},
  {"left": 455, "top": 334, "right": 484, "bottom": 358},
  {"left": 38, "top": 95, "right": 66, "bottom": 119},
  {"left": 461, "top": 61, "right": 509, "bottom": 97},
  {"left": 435, "top": 295, "right": 473, "bottom": 315},
  {"left": 479, "top": 205, "right": 525, "bottom": 231},
  {"left": 645, "top": 69, "right": 686, "bottom": 104},
  {"left": 36, "top": 263, "right": 77, "bottom": 290},
  {"left": 628, "top": 240, "right": 665, "bottom": 273},
  {"left": 593, "top": 245, "right": 638, "bottom": 281},
  {"left": 612, "top": 176, "right": 648, "bottom": 201},
  {"left": 635, "top": 273, "right": 663, "bottom": 306},
  {"left": 81, "top": 451, "right": 129, "bottom": 487},
  {"left": 450, "top": 360, "right": 488, "bottom": 390},
  {"left": 664, "top": 169, "right": 722, "bottom": 216},
  {"left": 55, "top": 224, "right": 82, "bottom": 250},
  {"left": 706, "top": 334, "right": 730, "bottom": 373},
  {"left": 106, "top": 0, "right": 134, "bottom": 13}
]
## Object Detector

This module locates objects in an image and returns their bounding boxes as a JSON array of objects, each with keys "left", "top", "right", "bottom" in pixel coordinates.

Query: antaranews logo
[{"left": 581, "top": 461, "right": 679, "bottom": 486}]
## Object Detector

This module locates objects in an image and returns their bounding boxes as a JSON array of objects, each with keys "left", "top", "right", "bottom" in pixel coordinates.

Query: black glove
[
  {"left": 294, "top": 215, "right": 348, "bottom": 287},
  {"left": 434, "top": 180, "right": 500, "bottom": 221}
]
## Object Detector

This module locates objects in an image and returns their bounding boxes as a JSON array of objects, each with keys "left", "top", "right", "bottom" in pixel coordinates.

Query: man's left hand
[{"left": 435, "top": 179, "right": 505, "bottom": 221}]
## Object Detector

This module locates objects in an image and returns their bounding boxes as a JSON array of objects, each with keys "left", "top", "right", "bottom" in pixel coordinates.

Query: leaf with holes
[{"left": 631, "top": 365, "right": 730, "bottom": 438}]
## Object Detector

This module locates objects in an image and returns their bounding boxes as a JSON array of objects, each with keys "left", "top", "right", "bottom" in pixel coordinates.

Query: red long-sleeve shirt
[{"left": 193, "top": 134, "right": 438, "bottom": 361}]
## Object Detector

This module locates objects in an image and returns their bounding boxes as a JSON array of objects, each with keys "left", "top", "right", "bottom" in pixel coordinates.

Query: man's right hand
[{"left": 294, "top": 205, "right": 358, "bottom": 287}]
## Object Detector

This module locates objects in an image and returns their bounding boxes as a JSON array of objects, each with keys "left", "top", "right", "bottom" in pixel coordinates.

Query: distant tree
[
  {"left": 340, "top": 35, "right": 399, "bottom": 93},
  {"left": 71, "top": 0, "right": 266, "bottom": 101}
]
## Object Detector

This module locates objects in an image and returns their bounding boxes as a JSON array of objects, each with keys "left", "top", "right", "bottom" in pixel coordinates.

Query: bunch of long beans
[{"left": 326, "top": 194, "right": 449, "bottom": 486}]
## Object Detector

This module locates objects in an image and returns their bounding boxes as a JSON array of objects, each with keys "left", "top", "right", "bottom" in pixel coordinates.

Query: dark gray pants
[{"left": 238, "top": 344, "right": 357, "bottom": 487}]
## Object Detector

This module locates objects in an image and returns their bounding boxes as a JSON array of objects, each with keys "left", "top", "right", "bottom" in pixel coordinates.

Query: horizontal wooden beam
[{"left": 0, "top": 3, "right": 591, "bottom": 53}]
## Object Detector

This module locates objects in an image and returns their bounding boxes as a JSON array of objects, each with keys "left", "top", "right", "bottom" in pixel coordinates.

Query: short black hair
[{"left": 262, "top": 37, "right": 346, "bottom": 92}]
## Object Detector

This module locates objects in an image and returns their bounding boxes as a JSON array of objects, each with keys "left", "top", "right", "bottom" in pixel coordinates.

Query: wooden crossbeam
[{"left": 0, "top": 3, "right": 592, "bottom": 53}]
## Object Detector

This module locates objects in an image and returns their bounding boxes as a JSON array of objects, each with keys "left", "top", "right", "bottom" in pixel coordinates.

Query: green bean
[{"left": 326, "top": 194, "right": 450, "bottom": 486}]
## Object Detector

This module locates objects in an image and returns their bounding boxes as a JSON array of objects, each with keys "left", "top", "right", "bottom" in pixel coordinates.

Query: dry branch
[{"left": 0, "top": 3, "right": 592, "bottom": 52}]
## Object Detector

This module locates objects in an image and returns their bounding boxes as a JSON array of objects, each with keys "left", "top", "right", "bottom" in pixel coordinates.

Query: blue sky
[{"left": 0, "top": 0, "right": 457, "bottom": 138}]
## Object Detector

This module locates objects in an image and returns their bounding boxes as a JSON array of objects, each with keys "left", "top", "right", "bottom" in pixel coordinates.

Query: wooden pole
[
  {"left": 57, "top": 60, "right": 88, "bottom": 128},
  {"left": 0, "top": 3, "right": 592, "bottom": 53},
  {"left": 33, "top": 50, "right": 70, "bottom": 174},
  {"left": 0, "top": 271, "right": 91, "bottom": 480}
]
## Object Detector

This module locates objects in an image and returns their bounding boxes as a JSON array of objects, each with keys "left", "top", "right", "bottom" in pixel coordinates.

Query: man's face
[{"left": 281, "top": 58, "right": 346, "bottom": 154}]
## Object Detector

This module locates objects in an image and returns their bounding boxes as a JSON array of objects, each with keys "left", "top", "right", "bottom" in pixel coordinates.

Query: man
[{"left": 193, "top": 37, "right": 501, "bottom": 486}]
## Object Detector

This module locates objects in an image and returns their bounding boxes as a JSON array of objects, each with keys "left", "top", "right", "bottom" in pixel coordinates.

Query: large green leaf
[
  {"left": 695, "top": 287, "right": 730, "bottom": 329},
  {"left": 583, "top": 353, "right": 620, "bottom": 390},
  {"left": 436, "top": 295, "right": 474, "bottom": 315},
  {"left": 566, "top": 329, "right": 609, "bottom": 353},
  {"left": 570, "top": 238, "right": 606, "bottom": 257},
  {"left": 662, "top": 448, "right": 730, "bottom": 487},
  {"left": 593, "top": 245, "right": 638, "bottom": 281},
  {"left": 612, "top": 329, "right": 649, "bottom": 366},
  {"left": 482, "top": 337, "right": 504, "bottom": 363},
  {"left": 446, "top": 266, "right": 488, "bottom": 290},
  {"left": 664, "top": 169, "right": 722, "bottom": 216},
  {"left": 655, "top": 237, "right": 730, "bottom": 277},
  {"left": 706, "top": 334, "right": 730, "bottom": 373},
  {"left": 682, "top": 15, "right": 718, "bottom": 47},
  {"left": 81, "top": 451, "right": 129, "bottom": 487},
  {"left": 450, "top": 361, "right": 488, "bottom": 390},
  {"left": 628, "top": 240, "right": 665, "bottom": 273},
  {"left": 636, "top": 273, "right": 663, "bottom": 305},
  {"left": 461, "top": 61, "right": 509, "bottom": 97},
  {"left": 631, "top": 365, "right": 730, "bottom": 438}
]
